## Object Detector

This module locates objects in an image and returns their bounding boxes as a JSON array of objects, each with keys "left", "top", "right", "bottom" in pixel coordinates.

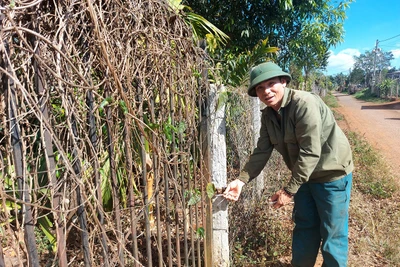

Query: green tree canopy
[
  {"left": 184, "top": 0, "right": 352, "bottom": 73},
  {"left": 348, "top": 67, "right": 366, "bottom": 87},
  {"left": 353, "top": 49, "right": 394, "bottom": 88},
  {"left": 330, "top": 72, "right": 348, "bottom": 91}
]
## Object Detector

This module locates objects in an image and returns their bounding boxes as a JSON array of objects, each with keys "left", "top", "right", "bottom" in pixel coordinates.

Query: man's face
[{"left": 255, "top": 77, "right": 286, "bottom": 110}]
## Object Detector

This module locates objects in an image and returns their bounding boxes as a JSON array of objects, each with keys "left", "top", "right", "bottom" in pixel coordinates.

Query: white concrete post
[
  {"left": 208, "top": 84, "right": 229, "bottom": 267},
  {"left": 252, "top": 97, "right": 264, "bottom": 198}
]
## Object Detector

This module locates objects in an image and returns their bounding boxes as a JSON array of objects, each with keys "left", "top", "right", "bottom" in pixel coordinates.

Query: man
[{"left": 223, "top": 62, "right": 353, "bottom": 267}]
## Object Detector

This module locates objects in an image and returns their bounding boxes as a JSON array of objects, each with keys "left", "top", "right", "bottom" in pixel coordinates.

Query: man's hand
[
  {"left": 269, "top": 189, "right": 294, "bottom": 209},
  {"left": 223, "top": 179, "right": 245, "bottom": 201}
]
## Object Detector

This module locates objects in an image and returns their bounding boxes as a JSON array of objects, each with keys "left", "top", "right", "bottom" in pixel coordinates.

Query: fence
[{"left": 0, "top": 1, "right": 213, "bottom": 266}]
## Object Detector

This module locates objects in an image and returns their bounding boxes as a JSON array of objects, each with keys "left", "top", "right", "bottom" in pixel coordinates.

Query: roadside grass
[
  {"left": 327, "top": 91, "right": 400, "bottom": 265},
  {"left": 322, "top": 92, "right": 340, "bottom": 108},
  {"left": 346, "top": 130, "right": 400, "bottom": 266},
  {"left": 328, "top": 90, "right": 400, "bottom": 265},
  {"left": 348, "top": 131, "right": 397, "bottom": 198},
  {"left": 324, "top": 92, "right": 344, "bottom": 121},
  {"left": 229, "top": 91, "right": 400, "bottom": 266},
  {"left": 353, "top": 88, "right": 394, "bottom": 103}
]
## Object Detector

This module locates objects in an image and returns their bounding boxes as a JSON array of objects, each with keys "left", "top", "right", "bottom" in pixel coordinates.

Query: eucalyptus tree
[
  {"left": 353, "top": 51, "right": 375, "bottom": 87},
  {"left": 353, "top": 49, "right": 394, "bottom": 91},
  {"left": 374, "top": 50, "right": 394, "bottom": 84}
]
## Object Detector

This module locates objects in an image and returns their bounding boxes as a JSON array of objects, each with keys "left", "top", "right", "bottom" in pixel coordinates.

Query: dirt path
[{"left": 333, "top": 92, "right": 400, "bottom": 176}]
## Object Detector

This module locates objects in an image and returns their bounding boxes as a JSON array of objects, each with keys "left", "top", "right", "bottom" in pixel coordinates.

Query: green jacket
[{"left": 239, "top": 87, "right": 354, "bottom": 194}]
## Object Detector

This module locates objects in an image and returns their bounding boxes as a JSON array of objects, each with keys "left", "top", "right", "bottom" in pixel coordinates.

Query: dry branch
[{"left": 0, "top": 0, "right": 209, "bottom": 266}]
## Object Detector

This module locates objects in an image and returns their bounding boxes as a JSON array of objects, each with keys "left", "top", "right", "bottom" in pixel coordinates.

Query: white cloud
[
  {"left": 326, "top": 48, "right": 361, "bottom": 75},
  {"left": 391, "top": 49, "right": 400, "bottom": 68},
  {"left": 391, "top": 49, "right": 400, "bottom": 58}
]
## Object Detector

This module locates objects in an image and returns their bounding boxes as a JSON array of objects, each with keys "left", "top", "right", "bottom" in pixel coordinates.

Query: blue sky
[{"left": 326, "top": 0, "right": 400, "bottom": 76}]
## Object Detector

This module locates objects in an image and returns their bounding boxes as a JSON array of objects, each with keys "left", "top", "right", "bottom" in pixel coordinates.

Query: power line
[
  {"left": 370, "top": 33, "right": 400, "bottom": 92},
  {"left": 379, "top": 33, "right": 400, "bottom": 43},
  {"left": 380, "top": 44, "right": 399, "bottom": 48}
]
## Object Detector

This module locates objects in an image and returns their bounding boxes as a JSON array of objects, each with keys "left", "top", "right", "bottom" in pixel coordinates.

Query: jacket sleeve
[
  {"left": 285, "top": 95, "right": 322, "bottom": 194},
  {"left": 239, "top": 112, "right": 274, "bottom": 183}
]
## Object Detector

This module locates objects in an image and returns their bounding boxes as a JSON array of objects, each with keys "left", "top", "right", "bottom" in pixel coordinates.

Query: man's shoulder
[
  {"left": 288, "top": 88, "right": 317, "bottom": 104},
  {"left": 290, "top": 88, "right": 313, "bottom": 97}
]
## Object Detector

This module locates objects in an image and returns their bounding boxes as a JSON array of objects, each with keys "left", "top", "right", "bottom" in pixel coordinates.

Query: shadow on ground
[{"left": 361, "top": 100, "right": 400, "bottom": 110}]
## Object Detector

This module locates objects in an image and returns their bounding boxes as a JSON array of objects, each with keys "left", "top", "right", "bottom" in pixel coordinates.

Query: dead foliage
[{"left": 0, "top": 0, "right": 209, "bottom": 266}]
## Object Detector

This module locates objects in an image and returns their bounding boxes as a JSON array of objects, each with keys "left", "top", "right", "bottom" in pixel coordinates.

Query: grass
[
  {"left": 322, "top": 92, "right": 340, "bottom": 108},
  {"left": 347, "top": 131, "right": 397, "bottom": 199},
  {"left": 344, "top": 128, "right": 400, "bottom": 266},
  {"left": 353, "top": 88, "right": 394, "bottom": 103},
  {"left": 323, "top": 93, "right": 344, "bottom": 121},
  {"left": 229, "top": 152, "right": 293, "bottom": 266},
  {"left": 229, "top": 91, "right": 400, "bottom": 266},
  {"left": 327, "top": 91, "right": 400, "bottom": 265},
  {"left": 331, "top": 90, "right": 400, "bottom": 265}
]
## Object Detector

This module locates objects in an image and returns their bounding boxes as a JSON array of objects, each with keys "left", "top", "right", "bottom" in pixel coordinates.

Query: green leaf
[
  {"left": 206, "top": 183, "right": 216, "bottom": 199},
  {"left": 100, "top": 159, "right": 113, "bottom": 211},
  {"left": 187, "top": 189, "right": 201, "bottom": 206},
  {"left": 119, "top": 100, "right": 128, "bottom": 115},
  {"left": 37, "top": 216, "right": 57, "bottom": 252},
  {"left": 99, "top": 97, "right": 113, "bottom": 112},
  {"left": 196, "top": 227, "right": 205, "bottom": 239},
  {"left": 163, "top": 116, "right": 177, "bottom": 142},
  {"left": 3, "top": 200, "right": 20, "bottom": 212},
  {"left": 185, "top": 12, "right": 229, "bottom": 45},
  {"left": 176, "top": 121, "right": 186, "bottom": 135}
]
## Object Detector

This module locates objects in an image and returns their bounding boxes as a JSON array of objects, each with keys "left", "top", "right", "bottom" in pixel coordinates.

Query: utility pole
[{"left": 372, "top": 39, "right": 379, "bottom": 95}]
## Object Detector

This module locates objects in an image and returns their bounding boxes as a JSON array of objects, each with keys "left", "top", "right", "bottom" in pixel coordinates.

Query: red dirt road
[{"left": 333, "top": 92, "right": 400, "bottom": 176}]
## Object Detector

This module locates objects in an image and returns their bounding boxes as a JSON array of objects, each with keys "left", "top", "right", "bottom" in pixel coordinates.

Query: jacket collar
[{"left": 280, "top": 87, "right": 292, "bottom": 109}]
